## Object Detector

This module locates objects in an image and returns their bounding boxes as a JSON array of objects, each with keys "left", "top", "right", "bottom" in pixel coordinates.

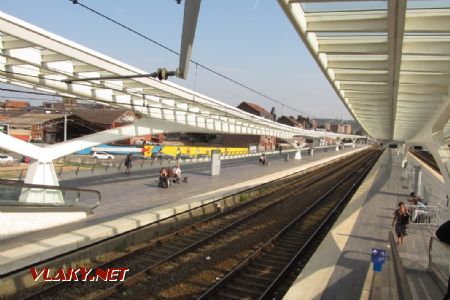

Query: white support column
[
  {"left": 396, "top": 143, "right": 402, "bottom": 156},
  {"left": 295, "top": 149, "right": 302, "bottom": 160},
  {"left": 402, "top": 142, "right": 411, "bottom": 168},
  {"left": 20, "top": 160, "right": 64, "bottom": 204},
  {"left": 408, "top": 88, "right": 450, "bottom": 218},
  {"left": 428, "top": 132, "right": 450, "bottom": 199},
  {"left": 286, "top": 140, "right": 302, "bottom": 160},
  {"left": 413, "top": 164, "right": 423, "bottom": 198},
  {"left": 24, "top": 160, "right": 59, "bottom": 186},
  {"left": 335, "top": 138, "right": 341, "bottom": 151},
  {"left": 352, "top": 138, "right": 356, "bottom": 148}
]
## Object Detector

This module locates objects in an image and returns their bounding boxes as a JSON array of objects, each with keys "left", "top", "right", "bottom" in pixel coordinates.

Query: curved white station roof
[
  {"left": 0, "top": 11, "right": 360, "bottom": 142},
  {"left": 278, "top": 0, "right": 450, "bottom": 142}
]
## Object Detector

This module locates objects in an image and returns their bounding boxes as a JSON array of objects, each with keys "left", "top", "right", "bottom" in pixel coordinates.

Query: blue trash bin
[
  {"left": 373, "top": 261, "right": 383, "bottom": 272},
  {"left": 371, "top": 248, "right": 386, "bottom": 272}
]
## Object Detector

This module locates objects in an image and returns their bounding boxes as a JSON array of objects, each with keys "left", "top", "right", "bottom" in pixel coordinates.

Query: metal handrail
[
  {"left": 388, "top": 231, "right": 413, "bottom": 300},
  {"left": 0, "top": 179, "right": 101, "bottom": 209}
]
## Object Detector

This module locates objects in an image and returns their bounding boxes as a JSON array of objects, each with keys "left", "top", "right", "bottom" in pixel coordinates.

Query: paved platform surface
[
  {"left": 0, "top": 146, "right": 362, "bottom": 275},
  {"left": 283, "top": 149, "right": 447, "bottom": 300}
]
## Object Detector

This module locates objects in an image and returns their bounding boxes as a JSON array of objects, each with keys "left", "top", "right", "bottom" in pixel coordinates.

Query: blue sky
[{"left": 0, "top": 0, "right": 353, "bottom": 120}]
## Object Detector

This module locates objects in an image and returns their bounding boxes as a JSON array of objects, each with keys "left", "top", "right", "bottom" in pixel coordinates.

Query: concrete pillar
[{"left": 210, "top": 151, "right": 221, "bottom": 176}]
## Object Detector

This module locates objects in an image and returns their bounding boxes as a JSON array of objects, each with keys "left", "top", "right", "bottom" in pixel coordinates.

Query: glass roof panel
[{"left": 407, "top": 0, "right": 450, "bottom": 9}]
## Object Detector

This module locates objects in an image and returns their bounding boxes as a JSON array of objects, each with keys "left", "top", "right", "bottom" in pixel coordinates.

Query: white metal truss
[
  {"left": 278, "top": 0, "right": 450, "bottom": 142},
  {"left": 0, "top": 11, "right": 360, "bottom": 144}
]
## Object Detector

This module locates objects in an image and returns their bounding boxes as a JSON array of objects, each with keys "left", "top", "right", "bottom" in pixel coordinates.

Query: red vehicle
[{"left": 21, "top": 156, "right": 31, "bottom": 163}]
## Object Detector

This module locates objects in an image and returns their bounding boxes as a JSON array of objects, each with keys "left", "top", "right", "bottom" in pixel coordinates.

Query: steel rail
[
  {"left": 19, "top": 149, "right": 369, "bottom": 300},
  {"left": 197, "top": 150, "right": 379, "bottom": 299},
  {"left": 258, "top": 153, "right": 380, "bottom": 299},
  {"left": 86, "top": 150, "right": 370, "bottom": 300},
  {"left": 410, "top": 150, "right": 440, "bottom": 174}
]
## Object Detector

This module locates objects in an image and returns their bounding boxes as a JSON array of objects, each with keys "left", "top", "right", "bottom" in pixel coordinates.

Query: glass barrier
[
  {"left": 429, "top": 237, "right": 450, "bottom": 282},
  {"left": 0, "top": 179, "right": 101, "bottom": 209}
]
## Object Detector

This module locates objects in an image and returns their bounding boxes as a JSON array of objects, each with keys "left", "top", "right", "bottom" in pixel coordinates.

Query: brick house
[
  {"left": 1, "top": 113, "right": 63, "bottom": 142},
  {"left": 223, "top": 101, "right": 277, "bottom": 151}
]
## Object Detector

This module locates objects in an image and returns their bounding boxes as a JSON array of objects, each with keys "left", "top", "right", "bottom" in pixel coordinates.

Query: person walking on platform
[
  {"left": 124, "top": 153, "right": 133, "bottom": 175},
  {"left": 392, "top": 202, "right": 410, "bottom": 245},
  {"left": 436, "top": 220, "right": 450, "bottom": 300}
]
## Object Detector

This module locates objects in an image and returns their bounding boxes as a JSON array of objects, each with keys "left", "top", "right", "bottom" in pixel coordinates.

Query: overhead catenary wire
[{"left": 68, "top": 0, "right": 314, "bottom": 118}]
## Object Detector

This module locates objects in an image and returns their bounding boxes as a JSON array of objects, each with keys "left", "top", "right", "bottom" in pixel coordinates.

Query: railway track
[
  {"left": 199, "top": 150, "right": 380, "bottom": 299},
  {"left": 410, "top": 150, "right": 440, "bottom": 174},
  {"left": 19, "top": 148, "right": 380, "bottom": 300}
]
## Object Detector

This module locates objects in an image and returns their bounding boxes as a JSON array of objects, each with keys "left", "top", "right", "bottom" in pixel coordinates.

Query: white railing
[{"left": 405, "top": 205, "right": 443, "bottom": 225}]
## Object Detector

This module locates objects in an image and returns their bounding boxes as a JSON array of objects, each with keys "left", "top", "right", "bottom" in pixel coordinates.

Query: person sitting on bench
[
  {"left": 173, "top": 164, "right": 182, "bottom": 183},
  {"left": 159, "top": 167, "right": 169, "bottom": 188},
  {"left": 259, "top": 153, "right": 267, "bottom": 165}
]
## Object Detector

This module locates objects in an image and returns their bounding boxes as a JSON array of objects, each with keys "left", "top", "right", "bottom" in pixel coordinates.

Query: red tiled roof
[
  {"left": 238, "top": 101, "right": 271, "bottom": 115},
  {"left": 5, "top": 100, "right": 29, "bottom": 108}
]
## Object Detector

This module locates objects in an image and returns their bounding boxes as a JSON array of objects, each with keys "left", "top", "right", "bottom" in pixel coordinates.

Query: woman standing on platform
[{"left": 392, "top": 202, "right": 410, "bottom": 245}]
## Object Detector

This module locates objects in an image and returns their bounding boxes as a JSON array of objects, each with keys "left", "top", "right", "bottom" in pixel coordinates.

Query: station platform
[
  {"left": 283, "top": 149, "right": 448, "bottom": 300},
  {"left": 0, "top": 146, "right": 363, "bottom": 276}
]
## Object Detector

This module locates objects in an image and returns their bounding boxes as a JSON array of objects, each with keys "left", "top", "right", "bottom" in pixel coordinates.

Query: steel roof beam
[
  {"left": 334, "top": 73, "right": 387, "bottom": 82},
  {"left": 405, "top": 9, "right": 450, "bottom": 32},
  {"left": 397, "top": 93, "right": 443, "bottom": 102},
  {"left": 398, "top": 84, "right": 448, "bottom": 95},
  {"left": 403, "top": 38, "right": 450, "bottom": 56},
  {"left": 306, "top": 12, "right": 387, "bottom": 32},
  {"left": 328, "top": 60, "right": 388, "bottom": 70},
  {"left": 318, "top": 41, "right": 387, "bottom": 54},
  {"left": 387, "top": 0, "right": 406, "bottom": 141},
  {"left": 399, "top": 73, "right": 450, "bottom": 85},
  {"left": 340, "top": 84, "right": 388, "bottom": 92}
]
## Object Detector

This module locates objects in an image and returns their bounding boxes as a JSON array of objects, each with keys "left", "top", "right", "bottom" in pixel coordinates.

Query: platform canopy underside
[{"left": 278, "top": 0, "right": 450, "bottom": 142}]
